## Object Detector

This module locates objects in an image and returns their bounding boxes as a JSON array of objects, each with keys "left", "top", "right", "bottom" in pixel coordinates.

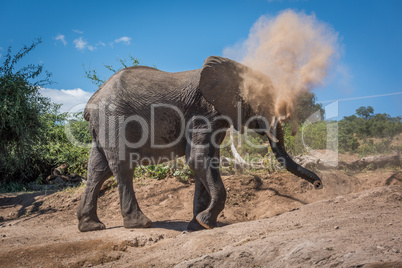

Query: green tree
[
  {"left": 83, "top": 55, "right": 142, "bottom": 86},
  {"left": 293, "top": 91, "right": 325, "bottom": 123},
  {"left": 0, "top": 39, "right": 52, "bottom": 182},
  {"left": 335, "top": 106, "right": 402, "bottom": 154},
  {"left": 338, "top": 119, "right": 360, "bottom": 153},
  {"left": 356, "top": 106, "right": 374, "bottom": 120}
]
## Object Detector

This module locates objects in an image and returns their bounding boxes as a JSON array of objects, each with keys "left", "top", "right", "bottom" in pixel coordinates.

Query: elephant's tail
[
  {"left": 83, "top": 107, "right": 90, "bottom": 121},
  {"left": 83, "top": 87, "right": 102, "bottom": 121}
]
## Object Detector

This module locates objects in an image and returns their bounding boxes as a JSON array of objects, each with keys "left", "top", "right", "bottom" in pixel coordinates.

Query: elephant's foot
[
  {"left": 187, "top": 218, "right": 207, "bottom": 231},
  {"left": 123, "top": 211, "right": 153, "bottom": 229},
  {"left": 78, "top": 217, "right": 106, "bottom": 232},
  {"left": 196, "top": 211, "right": 217, "bottom": 229}
]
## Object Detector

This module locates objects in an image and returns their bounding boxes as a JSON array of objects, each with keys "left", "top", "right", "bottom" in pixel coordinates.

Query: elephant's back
[
  {"left": 118, "top": 66, "right": 200, "bottom": 97},
  {"left": 84, "top": 66, "right": 201, "bottom": 120}
]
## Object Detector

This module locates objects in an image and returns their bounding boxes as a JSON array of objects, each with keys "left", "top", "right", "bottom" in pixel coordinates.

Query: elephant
[{"left": 77, "top": 56, "right": 322, "bottom": 232}]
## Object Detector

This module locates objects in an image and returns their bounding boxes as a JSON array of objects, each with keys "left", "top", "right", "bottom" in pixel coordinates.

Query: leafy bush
[
  {"left": 0, "top": 181, "right": 27, "bottom": 193},
  {"left": 357, "top": 138, "right": 394, "bottom": 156},
  {"left": 0, "top": 39, "right": 96, "bottom": 184},
  {"left": 134, "top": 164, "right": 171, "bottom": 180},
  {"left": 173, "top": 165, "right": 194, "bottom": 183},
  {"left": 39, "top": 110, "right": 91, "bottom": 177},
  {"left": 133, "top": 158, "right": 194, "bottom": 183},
  {"left": 285, "top": 121, "right": 328, "bottom": 155},
  {"left": 0, "top": 39, "right": 53, "bottom": 183}
]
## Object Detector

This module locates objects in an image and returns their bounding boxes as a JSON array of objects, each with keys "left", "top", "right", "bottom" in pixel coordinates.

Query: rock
[
  {"left": 351, "top": 154, "right": 401, "bottom": 169},
  {"left": 46, "top": 175, "right": 57, "bottom": 182},
  {"left": 69, "top": 175, "right": 83, "bottom": 183},
  {"left": 52, "top": 177, "right": 64, "bottom": 185},
  {"left": 294, "top": 154, "right": 401, "bottom": 171},
  {"left": 132, "top": 238, "right": 139, "bottom": 247},
  {"left": 45, "top": 164, "right": 85, "bottom": 185},
  {"left": 385, "top": 171, "right": 402, "bottom": 186},
  {"left": 52, "top": 163, "right": 69, "bottom": 176},
  {"left": 60, "top": 175, "right": 70, "bottom": 182},
  {"left": 294, "top": 155, "right": 319, "bottom": 169},
  {"left": 318, "top": 160, "right": 338, "bottom": 170}
]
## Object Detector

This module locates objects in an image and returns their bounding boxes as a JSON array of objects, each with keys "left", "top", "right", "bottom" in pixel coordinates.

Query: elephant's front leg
[
  {"left": 187, "top": 128, "right": 227, "bottom": 229},
  {"left": 77, "top": 146, "right": 112, "bottom": 232},
  {"left": 187, "top": 178, "right": 211, "bottom": 231}
]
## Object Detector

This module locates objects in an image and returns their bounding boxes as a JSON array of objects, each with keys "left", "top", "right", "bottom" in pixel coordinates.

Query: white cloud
[
  {"left": 70, "top": 35, "right": 131, "bottom": 51},
  {"left": 114, "top": 36, "right": 132, "bottom": 45},
  {"left": 73, "top": 37, "right": 99, "bottom": 51},
  {"left": 55, "top": 34, "right": 67, "bottom": 46},
  {"left": 73, "top": 29, "right": 84, "bottom": 34},
  {"left": 41, "top": 88, "right": 92, "bottom": 113},
  {"left": 73, "top": 37, "right": 87, "bottom": 50}
]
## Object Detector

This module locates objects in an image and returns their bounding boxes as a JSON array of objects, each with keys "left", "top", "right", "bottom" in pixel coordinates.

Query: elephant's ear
[{"left": 199, "top": 56, "right": 247, "bottom": 131}]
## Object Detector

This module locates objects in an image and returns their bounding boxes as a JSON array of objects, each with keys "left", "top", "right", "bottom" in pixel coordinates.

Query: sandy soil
[{"left": 0, "top": 168, "right": 401, "bottom": 267}]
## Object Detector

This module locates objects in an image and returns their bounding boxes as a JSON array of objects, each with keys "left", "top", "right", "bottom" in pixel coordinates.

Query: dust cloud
[{"left": 224, "top": 10, "right": 339, "bottom": 122}]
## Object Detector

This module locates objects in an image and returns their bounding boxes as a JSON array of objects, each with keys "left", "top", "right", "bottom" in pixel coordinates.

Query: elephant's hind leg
[
  {"left": 77, "top": 146, "right": 112, "bottom": 232},
  {"left": 107, "top": 161, "right": 152, "bottom": 229}
]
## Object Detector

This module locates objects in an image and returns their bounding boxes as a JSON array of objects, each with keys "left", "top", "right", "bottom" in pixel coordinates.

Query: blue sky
[{"left": 1, "top": 0, "right": 401, "bottom": 119}]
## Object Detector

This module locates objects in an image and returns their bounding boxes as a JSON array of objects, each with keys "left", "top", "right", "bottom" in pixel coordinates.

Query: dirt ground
[{"left": 0, "top": 166, "right": 401, "bottom": 267}]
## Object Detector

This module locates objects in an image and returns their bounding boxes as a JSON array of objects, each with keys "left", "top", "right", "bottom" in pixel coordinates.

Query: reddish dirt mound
[{"left": 0, "top": 168, "right": 401, "bottom": 267}]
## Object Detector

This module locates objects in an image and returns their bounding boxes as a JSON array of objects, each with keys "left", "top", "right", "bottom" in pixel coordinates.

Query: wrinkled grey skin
[{"left": 77, "top": 56, "right": 322, "bottom": 232}]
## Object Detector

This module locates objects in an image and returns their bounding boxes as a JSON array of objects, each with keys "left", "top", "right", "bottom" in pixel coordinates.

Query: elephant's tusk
[
  {"left": 270, "top": 117, "right": 278, "bottom": 129},
  {"left": 265, "top": 130, "right": 279, "bottom": 143}
]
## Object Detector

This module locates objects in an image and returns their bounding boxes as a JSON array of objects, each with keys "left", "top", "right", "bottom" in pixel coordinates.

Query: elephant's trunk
[{"left": 268, "top": 124, "right": 323, "bottom": 189}]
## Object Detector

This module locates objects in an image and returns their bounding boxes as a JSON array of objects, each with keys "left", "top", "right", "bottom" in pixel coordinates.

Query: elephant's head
[{"left": 199, "top": 56, "right": 323, "bottom": 189}]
